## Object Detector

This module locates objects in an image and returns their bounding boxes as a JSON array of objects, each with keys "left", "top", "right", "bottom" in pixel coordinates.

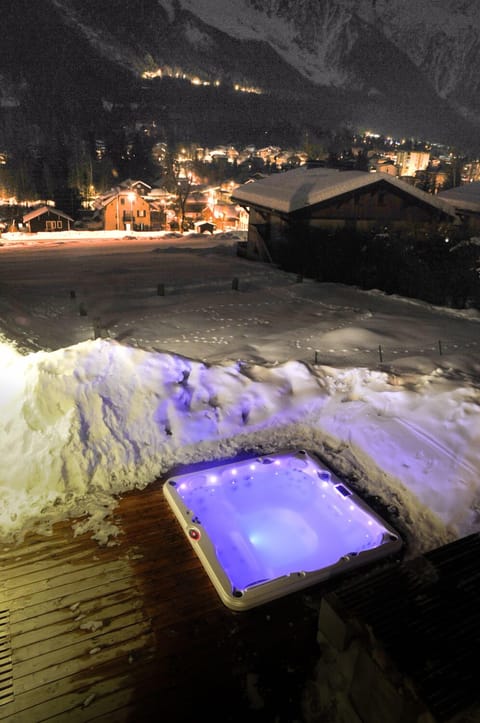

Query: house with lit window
[
  {"left": 396, "top": 150, "right": 430, "bottom": 178},
  {"left": 119, "top": 179, "right": 152, "bottom": 196},
  {"left": 99, "top": 190, "right": 152, "bottom": 231},
  {"left": 23, "top": 205, "right": 74, "bottom": 232},
  {"left": 200, "top": 202, "right": 241, "bottom": 231}
]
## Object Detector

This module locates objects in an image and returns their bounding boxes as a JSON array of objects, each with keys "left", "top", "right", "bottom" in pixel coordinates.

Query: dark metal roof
[
  {"left": 23, "top": 205, "right": 74, "bottom": 223},
  {"left": 326, "top": 533, "right": 480, "bottom": 721}
]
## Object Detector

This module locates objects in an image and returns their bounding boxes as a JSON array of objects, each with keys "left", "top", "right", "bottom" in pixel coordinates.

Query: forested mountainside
[{"left": 1, "top": 0, "right": 479, "bottom": 203}]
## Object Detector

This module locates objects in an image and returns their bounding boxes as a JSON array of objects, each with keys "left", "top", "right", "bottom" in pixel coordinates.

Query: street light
[{"left": 128, "top": 192, "right": 135, "bottom": 231}]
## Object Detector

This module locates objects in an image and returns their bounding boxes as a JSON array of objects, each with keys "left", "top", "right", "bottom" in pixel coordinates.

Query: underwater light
[{"left": 164, "top": 449, "right": 403, "bottom": 610}]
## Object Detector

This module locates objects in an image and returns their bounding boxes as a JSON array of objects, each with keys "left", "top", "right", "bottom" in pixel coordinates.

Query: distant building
[
  {"left": 414, "top": 166, "right": 449, "bottom": 194},
  {"left": 396, "top": 150, "right": 430, "bottom": 178},
  {"left": 438, "top": 181, "right": 480, "bottom": 231},
  {"left": 372, "top": 159, "right": 397, "bottom": 176},
  {"left": 99, "top": 190, "right": 152, "bottom": 231},
  {"left": 23, "top": 206, "right": 74, "bottom": 232},
  {"left": 201, "top": 202, "right": 240, "bottom": 231},
  {"left": 119, "top": 179, "right": 152, "bottom": 196},
  {"left": 462, "top": 161, "right": 480, "bottom": 183}
]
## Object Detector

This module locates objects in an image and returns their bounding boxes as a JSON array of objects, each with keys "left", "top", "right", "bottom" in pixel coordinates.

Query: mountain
[
  {"left": 1, "top": 0, "right": 479, "bottom": 197},
  {"left": 170, "top": 0, "right": 480, "bottom": 136}
]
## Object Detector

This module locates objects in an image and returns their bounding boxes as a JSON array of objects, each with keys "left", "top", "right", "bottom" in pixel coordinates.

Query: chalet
[
  {"left": 231, "top": 166, "right": 458, "bottom": 271},
  {"left": 201, "top": 202, "right": 241, "bottom": 231},
  {"left": 23, "top": 205, "right": 74, "bottom": 232},
  {"left": 99, "top": 190, "right": 152, "bottom": 231},
  {"left": 438, "top": 182, "right": 480, "bottom": 232},
  {"left": 194, "top": 220, "right": 216, "bottom": 234},
  {"left": 119, "top": 179, "right": 152, "bottom": 196}
]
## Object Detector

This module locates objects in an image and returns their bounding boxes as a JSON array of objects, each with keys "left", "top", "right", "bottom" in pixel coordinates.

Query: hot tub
[{"left": 163, "top": 449, "right": 402, "bottom": 610}]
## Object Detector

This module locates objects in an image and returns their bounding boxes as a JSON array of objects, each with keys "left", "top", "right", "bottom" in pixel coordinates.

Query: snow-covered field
[{"left": 1, "top": 229, "right": 479, "bottom": 556}]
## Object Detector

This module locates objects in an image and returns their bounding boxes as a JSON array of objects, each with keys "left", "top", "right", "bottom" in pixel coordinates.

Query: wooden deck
[{"left": 0, "top": 479, "right": 324, "bottom": 722}]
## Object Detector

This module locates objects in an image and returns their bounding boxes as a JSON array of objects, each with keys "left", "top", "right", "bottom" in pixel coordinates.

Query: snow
[
  {"left": 171, "top": 0, "right": 351, "bottom": 87},
  {"left": 163, "top": 0, "right": 480, "bottom": 99},
  {"left": 1, "top": 229, "right": 479, "bottom": 556},
  {"left": 439, "top": 181, "right": 480, "bottom": 213},
  {"left": 231, "top": 166, "right": 457, "bottom": 215}
]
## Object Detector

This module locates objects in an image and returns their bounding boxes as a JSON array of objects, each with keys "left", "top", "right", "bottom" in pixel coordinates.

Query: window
[
  {"left": 46, "top": 219, "right": 63, "bottom": 230},
  {"left": 137, "top": 210, "right": 146, "bottom": 218}
]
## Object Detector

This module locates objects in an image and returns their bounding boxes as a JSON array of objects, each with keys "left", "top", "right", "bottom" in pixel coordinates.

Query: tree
[
  {"left": 68, "top": 133, "right": 94, "bottom": 206},
  {"left": 175, "top": 172, "right": 194, "bottom": 231},
  {"left": 162, "top": 146, "right": 194, "bottom": 230},
  {"left": 355, "top": 149, "right": 370, "bottom": 171}
]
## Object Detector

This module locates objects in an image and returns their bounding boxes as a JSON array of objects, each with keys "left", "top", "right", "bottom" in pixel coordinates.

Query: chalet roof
[
  {"left": 96, "top": 189, "right": 149, "bottom": 209},
  {"left": 438, "top": 182, "right": 480, "bottom": 214},
  {"left": 231, "top": 166, "right": 457, "bottom": 218},
  {"left": 119, "top": 178, "right": 152, "bottom": 190},
  {"left": 23, "top": 205, "right": 74, "bottom": 223},
  {"left": 146, "top": 187, "right": 175, "bottom": 200}
]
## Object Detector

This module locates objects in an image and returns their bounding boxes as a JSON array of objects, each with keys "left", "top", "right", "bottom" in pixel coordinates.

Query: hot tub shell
[{"left": 163, "top": 449, "right": 403, "bottom": 610}]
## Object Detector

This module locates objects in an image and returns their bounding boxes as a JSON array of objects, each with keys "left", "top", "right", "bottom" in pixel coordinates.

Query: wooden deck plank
[
  {"left": 13, "top": 610, "right": 150, "bottom": 669},
  {"left": 3, "top": 556, "right": 133, "bottom": 599},
  {"left": 0, "top": 480, "right": 324, "bottom": 722},
  {"left": 10, "top": 595, "right": 144, "bottom": 647},
  {"left": 2, "top": 551, "right": 110, "bottom": 592},
  {"left": 32, "top": 679, "right": 140, "bottom": 723},
  {"left": 2, "top": 634, "right": 153, "bottom": 720},
  {"left": 7, "top": 578, "right": 140, "bottom": 625}
]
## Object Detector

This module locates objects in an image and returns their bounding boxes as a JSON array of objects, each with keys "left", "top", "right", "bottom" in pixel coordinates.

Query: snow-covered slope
[{"left": 171, "top": 0, "right": 480, "bottom": 116}]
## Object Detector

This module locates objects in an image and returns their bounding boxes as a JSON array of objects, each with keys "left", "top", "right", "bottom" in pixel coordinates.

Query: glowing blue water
[{"left": 175, "top": 453, "right": 389, "bottom": 590}]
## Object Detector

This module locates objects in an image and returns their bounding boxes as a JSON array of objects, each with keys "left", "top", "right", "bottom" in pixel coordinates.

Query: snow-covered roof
[
  {"left": 438, "top": 182, "right": 480, "bottom": 214},
  {"left": 120, "top": 178, "right": 152, "bottom": 190},
  {"left": 231, "top": 166, "right": 457, "bottom": 217},
  {"left": 146, "top": 188, "right": 174, "bottom": 199},
  {"left": 23, "top": 205, "right": 74, "bottom": 223},
  {"left": 96, "top": 189, "right": 148, "bottom": 209}
]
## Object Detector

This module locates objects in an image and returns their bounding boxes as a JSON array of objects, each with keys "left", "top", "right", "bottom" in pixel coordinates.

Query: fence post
[
  {"left": 438, "top": 340, "right": 443, "bottom": 355},
  {"left": 157, "top": 283, "right": 165, "bottom": 296},
  {"left": 315, "top": 350, "right": 319, "bottom": 365},
  {"left": 232, "top": 277, "right": 239, "bottom": 291},
  {"left": 378, "top": 344, "right": 383, "bottom": 363},
  {"left": 93, "top": 317, "right": 101, "bottom": 339}
]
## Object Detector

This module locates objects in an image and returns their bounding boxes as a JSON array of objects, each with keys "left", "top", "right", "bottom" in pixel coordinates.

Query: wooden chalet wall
[
  {"left": 454, "top": 209, "right": 480, "bottom": 233},
  {"left": 28, "top": 211, "right": 72, "bottom": 233},
  {"left": 103, "top": 195, "right": 151, "bottom": 231},
  {"left": 303, "top": 182, "right": 444, "bottom": 229},
  {"left": 245, "top": 181, "right": 452, "bottom": 269}
]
